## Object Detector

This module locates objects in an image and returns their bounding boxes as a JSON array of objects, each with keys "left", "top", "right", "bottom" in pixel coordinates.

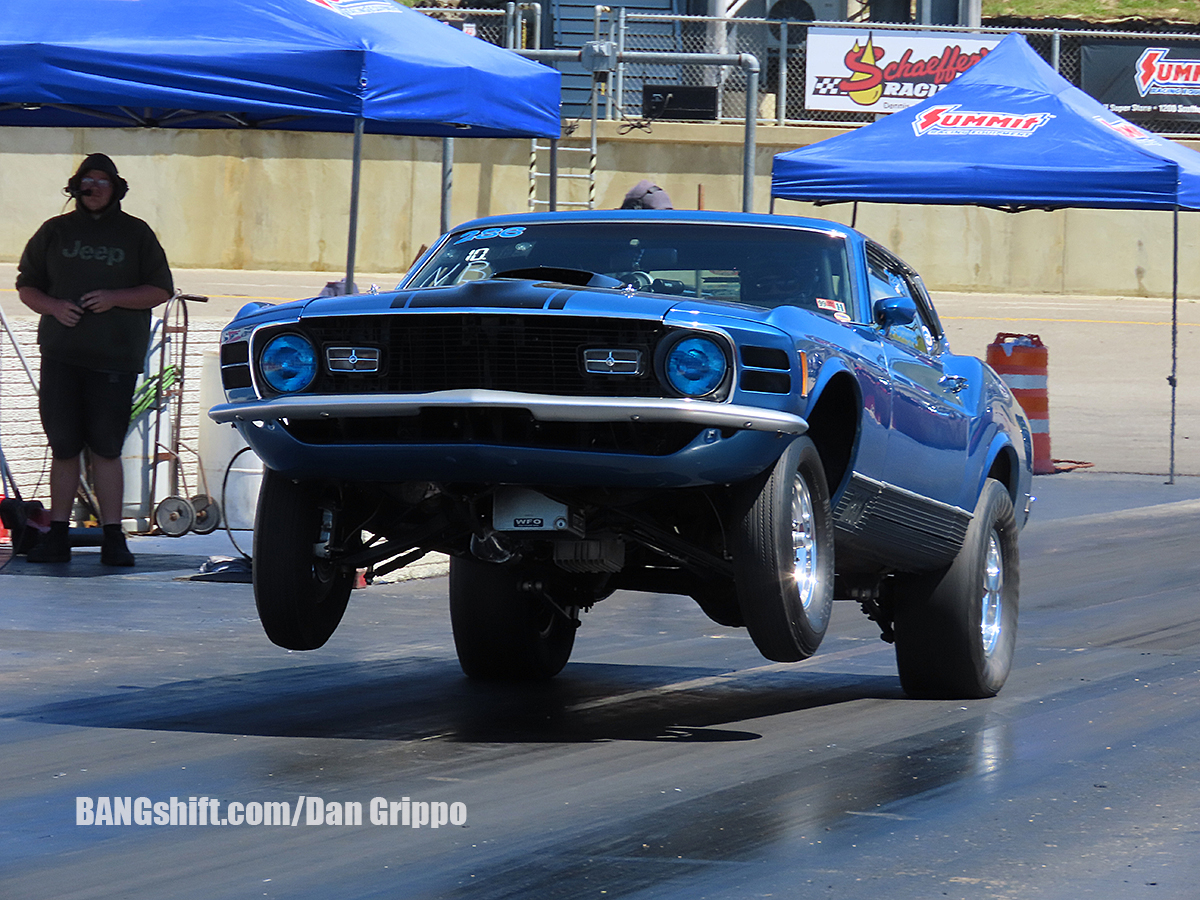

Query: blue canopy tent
[
  {"left": 772, "top": 32, "right": 1200, "bottom": 480},
  {"left": 773, "top": 32, "right": 1200, "bottom": 210},
  {"left": 0, "top": 0, "right": 561, "bottom": 284}
]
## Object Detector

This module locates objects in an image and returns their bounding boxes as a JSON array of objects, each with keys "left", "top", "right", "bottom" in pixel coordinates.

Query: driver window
[
  {"left": 890, "top": 273, "right": 937, "bottom": 355},
  {"left": 868, "top": 249, "right": 935, "bottom": 356}
]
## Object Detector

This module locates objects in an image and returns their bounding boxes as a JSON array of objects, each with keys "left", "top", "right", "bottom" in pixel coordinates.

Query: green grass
[{"left": 983, "top": 0, "right": 1200, "bottom": 23}]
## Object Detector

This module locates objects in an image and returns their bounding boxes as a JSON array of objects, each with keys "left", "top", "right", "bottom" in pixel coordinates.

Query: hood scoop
[{"left": 391, "top": 269, "right": 627, "bottom": 311}]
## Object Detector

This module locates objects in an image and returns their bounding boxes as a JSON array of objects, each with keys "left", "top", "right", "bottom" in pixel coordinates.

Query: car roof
[{"left": 449, "top": 209, "right": 862, "bottom": 240}]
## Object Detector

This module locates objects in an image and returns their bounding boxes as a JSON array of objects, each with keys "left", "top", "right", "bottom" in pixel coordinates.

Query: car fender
[
  {"left": 969, "top": 366, "right": 1034, "bottom": 527},
  {"left": 804, "top": 352, "right": 860, "bottom": 415},
  {"left": 796, "top": 352, "right": 873, "bottom": 502}
]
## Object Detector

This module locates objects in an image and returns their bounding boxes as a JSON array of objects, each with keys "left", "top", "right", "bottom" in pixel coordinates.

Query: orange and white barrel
[{"left": 987, "top": 333, "right": 1053, "bottom": 475}]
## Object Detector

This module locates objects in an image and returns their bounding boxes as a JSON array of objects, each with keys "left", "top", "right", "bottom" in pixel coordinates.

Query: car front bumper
[{"left": 209, "top": 389, "right": 807, "bottom": 487}]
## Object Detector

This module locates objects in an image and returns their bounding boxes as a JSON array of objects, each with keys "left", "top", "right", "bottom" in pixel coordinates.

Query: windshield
[{"left": 407, "top": 222, "right": 856, "bottom": 319}]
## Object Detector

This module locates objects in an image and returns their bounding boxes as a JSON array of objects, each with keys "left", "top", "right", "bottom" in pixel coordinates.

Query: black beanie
[
  {"left": 75, "top": 152, "right": 120, "bottom": 181},
  {"left": 69, "top": 153, "right": 126, "bottom": 209}
]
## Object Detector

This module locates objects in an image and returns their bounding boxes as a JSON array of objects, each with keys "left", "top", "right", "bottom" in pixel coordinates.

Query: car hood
[{"left": 286, "top": 277, "right": 788, "bottom": 327}]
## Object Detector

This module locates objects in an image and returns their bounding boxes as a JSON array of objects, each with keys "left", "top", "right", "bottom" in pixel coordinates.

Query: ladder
[{"left": 529, "top": 138, "right": 596, "bottom": 211}]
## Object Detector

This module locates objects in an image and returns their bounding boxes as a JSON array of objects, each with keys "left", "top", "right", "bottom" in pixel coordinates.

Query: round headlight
[
  {"left": 260, "top": 333, "right": 317, "bottom": 393},
  {"left": 665, "top": 335, "right": 727, "bottom": 397}
]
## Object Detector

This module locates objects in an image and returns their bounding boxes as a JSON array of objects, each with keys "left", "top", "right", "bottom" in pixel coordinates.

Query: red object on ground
[{"left": 987, "top": 333, "right": 1053, "bottom": 475}]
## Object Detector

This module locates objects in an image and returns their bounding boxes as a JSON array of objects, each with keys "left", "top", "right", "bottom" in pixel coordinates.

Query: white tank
[
  {"left": 198, "top": 350, "right": 262, "bottom": 530},
  {"left": 122, "top": 373, "right": 175, "bottom": 532}
]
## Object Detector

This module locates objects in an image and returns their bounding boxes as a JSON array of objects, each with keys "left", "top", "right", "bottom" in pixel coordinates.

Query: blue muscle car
[{"left": 210, "top": 211, "right": 1033, "bottom": 698}]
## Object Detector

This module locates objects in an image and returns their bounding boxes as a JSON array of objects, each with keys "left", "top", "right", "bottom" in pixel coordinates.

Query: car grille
[
  {"left": 284, "top": 409, "right": 709, "bottom": 455},
  {"left": 294, "top": 314, "right": 666, "bottom": 397}
]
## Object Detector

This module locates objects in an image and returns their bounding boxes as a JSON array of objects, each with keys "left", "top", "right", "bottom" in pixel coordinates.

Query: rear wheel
[
  {"left": 449, "top": 557, "right": 576, "bottom": 680},
  {"left": 253, "top": 469, "right": 355, "bottom": 650},
  {"left": 892, "top": 478, "right": 1019, "bottom": 699},
  {"left": 730, "top": 436, "right": 835, "bottom": 662}
]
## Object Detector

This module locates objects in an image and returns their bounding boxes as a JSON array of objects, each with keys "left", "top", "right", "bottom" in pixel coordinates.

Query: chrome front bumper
[{"left": 208, "top": 389, "right": 807, "bottom": 434}]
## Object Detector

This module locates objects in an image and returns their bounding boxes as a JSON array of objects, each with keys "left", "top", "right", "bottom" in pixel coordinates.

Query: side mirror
[{"left": 873, "top": 293, "right": 917, "bottom": 328}]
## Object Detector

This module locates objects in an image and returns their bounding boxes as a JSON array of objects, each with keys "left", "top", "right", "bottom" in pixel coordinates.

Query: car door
[{"left": 868, "top": 244, "right": 971, "bottom": 508}]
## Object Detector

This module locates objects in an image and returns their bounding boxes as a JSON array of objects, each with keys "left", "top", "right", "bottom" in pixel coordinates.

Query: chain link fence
[
  {"left": 417, "top": 5, "right": 1200, "bottom": 136},
  {"left": 416, "top": 5, "right": 535, "bottom": 50},
  {"left": 614, "top": 17, "right": 1200, "bottom": 135}
]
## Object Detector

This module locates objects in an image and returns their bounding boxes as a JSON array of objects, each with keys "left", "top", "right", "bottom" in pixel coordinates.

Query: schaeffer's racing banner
[{"left": 805, "top": 28, "right": 1001, "bottom": 115}]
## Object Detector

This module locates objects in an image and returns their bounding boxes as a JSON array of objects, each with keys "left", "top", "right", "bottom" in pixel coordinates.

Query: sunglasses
[{"left": 81, "top": 177, "right": 112, "bottom": 188}]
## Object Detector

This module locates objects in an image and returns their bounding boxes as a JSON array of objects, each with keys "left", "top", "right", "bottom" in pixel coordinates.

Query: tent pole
[
  {"left": 345, "top": 116, "right": 365, "bottom": 294},
  {"left": 743, "top": 59, "right": 758, "bottom": 213},
  {"left": 1170, "top": 204, "right": 1179, "bottom": 485},
  {"left": 441, "top": 137, "right": 454, "bottom": 235}
]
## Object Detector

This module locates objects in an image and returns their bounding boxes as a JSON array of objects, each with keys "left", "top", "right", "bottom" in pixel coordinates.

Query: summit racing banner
[
  {"left": 911, "top": 106, "right": 1054, "bottom": 137},
  {"left": 805, "top": 28, "right": 1001, "bottom": 115},
  {"left": 1081, "top": 40, "right": 1200, "bottom": 121}
]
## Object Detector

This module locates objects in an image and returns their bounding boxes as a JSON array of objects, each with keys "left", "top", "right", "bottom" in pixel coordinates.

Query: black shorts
[{"left": 39, "top": 358, "right": 137, "bottom": 460}]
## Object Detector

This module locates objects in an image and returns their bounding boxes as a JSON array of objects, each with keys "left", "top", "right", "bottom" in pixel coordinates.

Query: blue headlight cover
[
  {"left": 665, "top": 335, "right": 727, "bottom": 397},
  {"left": 260, "top": 333, "right": 317, "bottom": 393}
]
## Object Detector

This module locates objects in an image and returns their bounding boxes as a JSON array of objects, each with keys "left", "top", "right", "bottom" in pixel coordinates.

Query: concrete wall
[
  {"left": 4, "top": 123, "right": 1200, "bottom": 517},
  {"left": 3, "top": 121, "right": 1198, "bottom": 299}
]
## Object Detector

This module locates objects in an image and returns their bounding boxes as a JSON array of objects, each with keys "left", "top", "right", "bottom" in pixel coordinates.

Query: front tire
[
  {"left": 253, "top": 469, "right": 355, "bottom": 650},
  {"left": 449, "top": 558, "right": 576, "bottom": 680},
  {"left": 730, "top": 436, "right": 835, "bottom": 662},
  {"left": 892, "top": 478, "right": 1019, "bottom": 699}
]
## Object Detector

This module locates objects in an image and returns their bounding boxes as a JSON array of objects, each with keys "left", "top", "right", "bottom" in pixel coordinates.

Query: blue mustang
[{"left": 210, "top": 211, "right": 1033, "bottom": 698}]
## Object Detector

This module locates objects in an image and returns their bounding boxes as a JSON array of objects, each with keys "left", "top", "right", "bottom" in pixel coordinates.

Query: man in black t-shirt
[{"left": 16, "top": 153, "right": 173, "bottom": 566}]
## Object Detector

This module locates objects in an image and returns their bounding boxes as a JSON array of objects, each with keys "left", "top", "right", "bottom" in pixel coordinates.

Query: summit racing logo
[
  {"left": 1096, "top": 116, "right": 1153, "bottom": 143},
  {"left": 306, "top": 0, "right": 400, "bottom": 16},
  {"left": 912, "top": 105, "right": 1055, "bottom": 137},
  {"left": 1135, "top": 48, "right": 1200, "bottom": 97}
]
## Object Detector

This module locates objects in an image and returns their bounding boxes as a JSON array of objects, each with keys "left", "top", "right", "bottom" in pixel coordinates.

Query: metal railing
[
  {"left": 519, "top": 45, "right": 761, "bottom": 212},
  {"left": 417, "top": 3, "right": 540, "bottom": 50},
  {"left": 606, "top": 16, "right": 1200, "bottom": 135},
  {"left": 417, "top": 4, "right": 1200, "bottom": 136}
]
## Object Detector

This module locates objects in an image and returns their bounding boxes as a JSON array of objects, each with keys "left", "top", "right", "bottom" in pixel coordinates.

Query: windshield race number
[{"left": 454, "top": 227, "right": 526, "bottom": 244}]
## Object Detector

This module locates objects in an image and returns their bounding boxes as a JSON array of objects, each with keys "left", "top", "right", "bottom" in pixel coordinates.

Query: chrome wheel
[
  {"left": 791, "top": 473, "right": 818, "bottom": 612},
  {"left": 732, "top": 436, "right": 834, "bottom": 662},
  {"left": 892, "top": 479, "right": 1019, "bottom": 699},
  {"left": 980, "top": 529, "right": 1004, "bottom": 657}
]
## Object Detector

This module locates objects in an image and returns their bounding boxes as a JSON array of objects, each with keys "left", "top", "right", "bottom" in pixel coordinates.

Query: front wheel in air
[
  {"left": 730, "top": 436, "right": 835, "bottom": 662},
  {"left": 253, "top": 469, "right": 355, "bottom": 651}
]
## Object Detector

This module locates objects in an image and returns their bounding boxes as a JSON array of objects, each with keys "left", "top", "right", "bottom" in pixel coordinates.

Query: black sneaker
[
  {"left": 101, "top": 529, "right": 135, "bottom": 567},
  {"left": 26, "top": 528, "right": 71, "bottom": 564}
]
